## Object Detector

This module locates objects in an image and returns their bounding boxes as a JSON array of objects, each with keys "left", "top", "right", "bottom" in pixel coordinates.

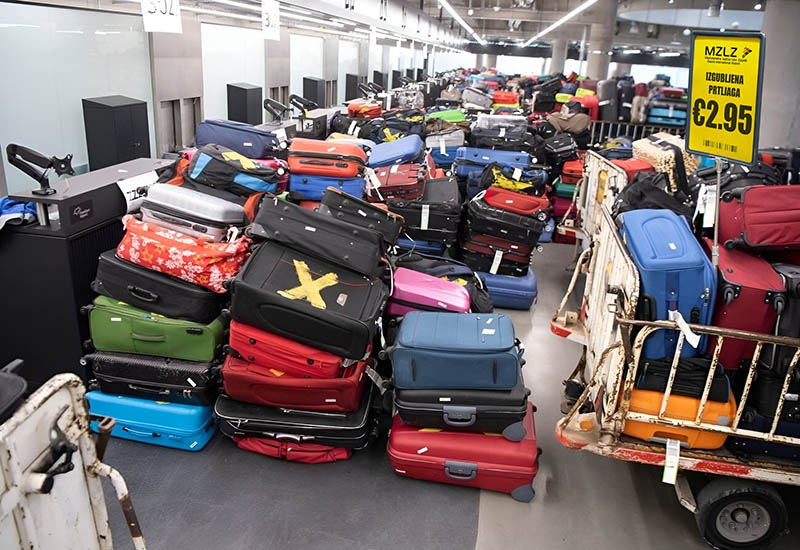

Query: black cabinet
[
  {"left": 227, "top": 82, "right": 262, "bottom": 125},
  {"left": 302, "top": 77, "right": 326, "bottom": 107},
  {"left": 82, "top": 96, "right": 151, "bottom": 170},
  {"left": 372, "top": 71, "right": 387, "bottom": 88}
]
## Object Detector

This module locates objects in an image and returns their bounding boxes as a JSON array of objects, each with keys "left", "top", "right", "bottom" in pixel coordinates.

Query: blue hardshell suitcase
[
  {"left": 289, "top": 174, "right": 366, "bottom": 200},
  {"left": 368, "top": 135, "right": 424, "bottom": 168},
  {"left": 86, "top": 391, "right": 216, "bottom": 451},
  {"left": 429, "top": 146, "right": 461, "bottom": 169},
  {"left": 538, "top": 218, "right": 555, "bottom": 243},
  {"left": 390, "top": 311, "right": 521, "bottom": 390},
  {"left": 646, "top": 116, "right": 686, "bottom": 126},
  {"left": 196, "top": 119, "right": 280, "bottom": 159},
  {"left": 453, "top": 147, "right": 530, "bottom": 178},
  {"left": 619, "top": 209, "right": 716, "bottom": 359},
  {"left": 728, "top": 408, "right": 800, "bottom": 460},
  {"left": 478, "top": 268, "right": 538, "bottom": 310},
  {"left": 649, "top": 107, "right": 687, "bottom": 120},
  {"left": 396, "top": 237, "right": 446, "bottom": 256}
]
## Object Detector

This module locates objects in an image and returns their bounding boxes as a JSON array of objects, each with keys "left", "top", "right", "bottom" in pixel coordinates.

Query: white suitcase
[
  {"left": 461, "top": 87, "right": 493, "bottom": 109},
  {"left": 140, "top": 183, "right": 246, "bottom": 242},
  {"left": 425, "top": 128, "right": 466, "bottom": 148}
]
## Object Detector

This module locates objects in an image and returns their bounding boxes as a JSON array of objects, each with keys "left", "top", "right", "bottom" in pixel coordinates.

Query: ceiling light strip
[
  {"left": 522, "top": 0, "right": 599, "bottom": 47},
  {"left": 438, "top": 0, "right": 486, "bottom": 45}
]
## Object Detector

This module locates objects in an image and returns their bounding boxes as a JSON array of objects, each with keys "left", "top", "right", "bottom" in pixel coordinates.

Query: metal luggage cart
[
  {"left": 552, "top": 205, "right": 800, "bottom": 550},
  {"left": 589, "top": 120, "right": 684, "bottom": 145}
]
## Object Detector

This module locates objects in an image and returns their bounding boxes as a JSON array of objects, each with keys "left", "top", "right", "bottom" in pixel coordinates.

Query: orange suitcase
[
  {"left": 287, "top": 138, "right": 366, "bottom": 178},
  {"left": 623, "top": 389, "right": 737, "bottom": 449}
]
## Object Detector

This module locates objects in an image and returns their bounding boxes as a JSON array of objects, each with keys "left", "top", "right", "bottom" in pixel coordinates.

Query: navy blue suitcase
[
  {"left": 619, "top": 209, "right": 716, "bottom": 359},
  {"left": 196, "top": 119, "right": 280, "bottom": 159},
  {"left": 478, "top": 268, "right": 537, "bottom": 310},
  {"left": 453, "top": 147, "right": 530, "bottom": 178},
  {"left": 368, "top": 135, "right": 424, "bottom": 168},
  {"left": 430, "top": 146, "right": 461, "bottom": 169},
  {"left": 86, "top": 391, "right": 216, "bottom": 451},
  {"left": 466, "top": 169, "right": 485, "bottom": 199},
  {"left": 390, "top": 311, "right": 521, "bottom": 390},
  {"left": 728, "top": 408, "right": 800, "bottom": 460},
  {"left": 396, "top": 237, "right": 446, "bottom": 256},
  {"left": 289, "top": 174, "right": 366, "bottom": 200}
]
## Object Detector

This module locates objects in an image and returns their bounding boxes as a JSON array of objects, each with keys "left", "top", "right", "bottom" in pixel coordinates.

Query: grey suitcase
[
  {"left": 474, "top": 114, "right": 528, "bottom": 131},
  {"left": 425, "top": 128, "right": 466, "bottom": 148},
  {"left": 597, "top": 79, "right": 618, "bottom": 122},
  {"left": 140, "top": 183, "right": 246, "bottom": 242},
  {"left": 392, "top": 88, "right": 424, "bottom": 110},
  {"left": 462, "top": 87, "right": 493, "bottom": 109}
]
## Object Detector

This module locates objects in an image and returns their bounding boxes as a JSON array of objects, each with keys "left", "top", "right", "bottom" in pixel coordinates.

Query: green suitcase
[
  {"left": 555, "top": 177, "right": 577, "bottom": 199},
  {"left": 86, "top": 296, "right": 227, "bottom": 361},
  {"left": 427, "top": 109, "right": 466, "bottom": 123}
]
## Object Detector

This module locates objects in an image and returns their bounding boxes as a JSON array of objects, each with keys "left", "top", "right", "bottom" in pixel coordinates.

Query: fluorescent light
[
  {"left": 623, "top": 49, "right": 641, "bottom": 54},
  {"left": 280, "top": 5, "right": 313, "bottom": 15},
  {"left": 207, "top": 0, "right": 259, "bottom": 12},
  {"left": 56, "top": 30, "right": 84, "bottom": 34},
  {"left": 280, "top": 12, "right": 345, "bottom": 27},
  {"left": 591, "top": 49, "right": 602, "bottom": 54},
  {"left": 438, "top": 0, "right": 486, "bottom": 45},
  {"left": 659, "top": 51, "right": 681, "bottom": 57},
  {"left": 754, "top": 3, "right": 762, "bottom": 9},
  {"left": 95, "top": 30, "right": 121, "bottom": 35},
  {"left": 522, "top": 0, "right": 598, "bottom": 47},
  {"left": 331, "top": 18, "right": 356, "bottom": 26},
  {"left": 181, "top": 6, "right": 260, "bottom": 22},
  {"left": 467, "top": 8, "right": 474, "bottom": 15}
]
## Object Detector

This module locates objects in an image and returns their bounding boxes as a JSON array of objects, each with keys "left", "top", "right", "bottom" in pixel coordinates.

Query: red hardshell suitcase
[
  {"left": 561, "top": 159, "right": 583, "bottom": 185},
  {"left": 575, "top": 95, "right": 599, "bottom": 121},
  {"left": 611, "top": 158, "right": 654, "bottom": 184},
  {"left": 660, "top": 87, "right": 684, "bottom": 99},
  {"left": 492, "top": 91, "right": 519, "bottom": 105},
  {"left": 368, "top": 163, "right": 426, "bottom": 202},
  {"left": 483, "top": 187, "right": 549, "bottom": 216},
  {"left": 551, "top": 196, "right": 572, "bottom": 218},
  {"left": 387, "top": 402, "right": 539, "bottom": 502},
  {"left": 288, "top": 138, "right": 366, "bottom": 178},
  {"left": 424, "top": 151, "right": 437, "bottom": 180},
  {"left": 231, "top": 436, "right": 352, "bottom": 463},
  {"left": 221, "top": 355, "right": 368, "bottom": 412},
  {"left": 462, "top": 230, "right": 534, "bottom": 257},
  {"left": 634, "top": 83, "right": 648, "bottom": 97},
  {"left": 702, "top": 239, "right": 786, "bottom": 370},
  {"left": 718, "top": 185, "right": 800, "bottom": 250},
  {"left": 461, "top": 240, "right": 531, "bottom": 267},
  {"left": 228, "top": 320, "right": 347, "bottom": 378},
  {"left": 347, "top": 101, "right": 383, "bottom": 119}
]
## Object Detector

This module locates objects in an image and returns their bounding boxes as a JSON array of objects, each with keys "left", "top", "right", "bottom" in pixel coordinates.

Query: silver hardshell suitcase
[
  {"left": 474, "top": 114, "right": 528, "bottom": 131},
  {"left": 140, "top": 183, "right": 246, "bottom": 242},
  {"left": 392, "top": 89, "right": 424, "bottom": 110},
  {"left": 461, "top": 87, "right": 493, "bottom": 109},
  {"left": 425, "top": 128, "right": 466, "bottom": 148}
]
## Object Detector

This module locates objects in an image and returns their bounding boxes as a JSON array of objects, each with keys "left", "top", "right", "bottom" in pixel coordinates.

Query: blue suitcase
[
  {"left": 289, "top": 174, "right": 366, "bottom": 200},
  {"left": 429, "top": 146, "right": 461, "bottom": 169},
  {"left": 538, "top": 218, "right": 555, "bottom": 243},
  {"left": 396, "top": 237, "right": 446, "bottom": 256},
  {"left": 368, "top": 135, "right": 424, "bottom": 168},
  {"left": 466, "top": 168, "right": 485, "bottom": 198},
  {"left": 646, "top": 116, "right": 686, "bottom": 126},
  {"left": 728, "top": 408, "right": 800, "bottom": 460},
  {"left": 196, "top": 119, "right": 280, "bottom": 159},
  {"left": 559, "top": 83, "right": 578, "bottom": 95},
  {"left": 619, "top": 209, "right": 716, "bottom": 359},
  {"left": 390, "top": 311, "right": 521, "bottom": 390},
  {"left": 649, "top": 107, "right": 687, "bottom": 120},
  {"left": 478, "top": 268, "right": 538, "bottom": 310},
  {"left": 453, "top": 147, "right": 530, "bottom": 178},
  {"left": 86, "top": 391, "right": 216, "bottom": 451}
]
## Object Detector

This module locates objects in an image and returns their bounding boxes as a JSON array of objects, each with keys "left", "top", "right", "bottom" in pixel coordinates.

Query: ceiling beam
[{"left": 460, "top": 7, "right": 603, "bottom": 24}]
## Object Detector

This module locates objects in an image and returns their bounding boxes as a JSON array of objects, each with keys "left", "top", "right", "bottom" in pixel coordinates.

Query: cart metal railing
[{"left": 589, "top": 120, "right": 684, "bottom": 144}]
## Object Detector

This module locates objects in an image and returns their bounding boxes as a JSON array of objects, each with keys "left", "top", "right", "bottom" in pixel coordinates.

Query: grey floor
[{"left": 103, "top": 243, "right": 800, "bottom": 550}]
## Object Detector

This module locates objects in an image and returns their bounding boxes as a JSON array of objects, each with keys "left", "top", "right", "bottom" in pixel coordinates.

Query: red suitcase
[
  {"left": 228, "top": 320, "right": 347, "bottom": 378},
  {"left": 288, "top": 138, "right": 366, "bottom": 178},
  {"left": 462, "top": 230, "right": 534, "bottom": 257},
  {"left": 660, "top": 87, "right": 684, "bottom": 99},
  {"left": 575, "top": 95, "right": 599, "bottom": 121},
  {"left": 483, "top": 187, "right": 549, "bottom": 216},
  {"left": 702, "top": 239, "right": 786, "bottom": 370},
  {"left": 580, "top": 79, "right": 598, "bottom": 92},
  {"left": 368, "top": 163, "right": 426, "bottom": 202},
  {"left": 424, "top": 151, "right": 437, "bottom": 180},
  {"left": 221, "top": 355, "right": 368, "bottom": 412},
  {"left": 461, "top": 240, "right": 531, "bottom": 267},
  {"left": 611, "top": 158, "right": 654, "bottom": 184},
  {"left": 492, "top": 91, "right": 519, "bottom": 105},
  {"left": 347, "top": 101, "right": 383, "bottom": 119},
  {"left": 718, "top": 185, "right": 800, "bottom": 250},
  {"left": 551, "top": 196, "right": 572, "bottom": 218},
  {"left": 634, "top": 83, "right": 648, "bottom": 97},
  {"left": 387, "top": 402, "right": 539, "bottom": 502},
  {"left": 231, "top": 436, "right": 352, "bottom": 463},
  {"left": 561, "top": 159, "right": 583, "bottom": 185}
]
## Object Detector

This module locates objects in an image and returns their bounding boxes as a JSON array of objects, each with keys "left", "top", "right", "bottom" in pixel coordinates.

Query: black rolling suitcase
[
  {"left": 388, "top": 178, "right": 461, "bottom": 244},
  {"left": 764, "top": 263, "right": 800, "bottom": 375},
  {"left": 466, "top": 198, "right": 545, "bottom": 246},
  {"left": 543, "top": 134, "right": 579, "bottom": 166},
  {"left": 83, "top": 351, "right": 219, "bottom": 406},
  {"left": 228, "top": 241, "right": 388, "bottom": 360},
  {"left": 92, "top": 250, "right": 225, "bottom": 324},
  {"left": 215, "top": 383, "right": 375, "bottom": 449},
  {"left": 394, "top": 370, "right": 529, "bottom": 440},
  {"left": 635, "top": 357, "right": 731, "bottom": 402},
  {"left": 319, "top": 187, "right": 405, "bottom": 246},
  {"left": 0, "top": 360, "right": 27, "bottom": 424}
]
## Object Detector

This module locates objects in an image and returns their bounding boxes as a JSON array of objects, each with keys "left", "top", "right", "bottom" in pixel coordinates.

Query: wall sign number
[
  {"left": 685, "top": 31, "right": 765, "bottom": 165},
  {"left": 140, "top": 0, "right": 182, "bottom": 34},
  {"left": 262, "top": 0, "right": 280, "bottom": 41}
]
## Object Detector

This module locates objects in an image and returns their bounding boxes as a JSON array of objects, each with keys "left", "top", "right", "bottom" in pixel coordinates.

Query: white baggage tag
[
  {"left": 490, "top": 250, "right": 503, "bottom": 274},
  {"left": 420, "top": 204, "right": 430, "bottom": 230},
  {"left": 623, "top": 102, "right": 632, "bottom": 109},
  {"left": 668, "top": 310, "right": 702, "bottom": 349},
  {"left": 598, "top": 100, "right": 610, "bottom": 106},
  {"left": 390, "top": 164, "right": 400, "bottom": 174},
  {"left": 694, "top": 185, "right": 708, "bottom": 218},
  {"left": 116, "top": 170, "right": 158, "bottom": 213},
  {"left": 274, "top": 128, "right": 287, "bottom": 144},
  {"left": 668, "top": 105, "right": 674, "bottom": 117},
  {"left": 702, "top": 185, "right": 717, "bottom": 228},
  {"left": 348, "top": 121, "right": 358, "bottom": 135},
  {"left": 512, "top": 168, "right": 522, "bottom": 181},
  {"left": 439, "top": 138, "right": 446, "bottom": 155},
  {"left": 499, "top": 127, "right": 506, "bottom": 138},
  {"left": 365, "top": 365, "right": 389, "bottom": 395},
  {"left": 365, "top": 168, "right": 383, "bottom": 201},
  {"left": 741, "top": 166, "right": 749, "bottom": 173},
  {"left": 662, "top": 439, "right": 680, "bottom": 485}
]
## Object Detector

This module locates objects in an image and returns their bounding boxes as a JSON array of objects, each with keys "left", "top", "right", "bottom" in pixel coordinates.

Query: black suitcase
[
  {"left": 746, "top": 365, "right": 800, "bottom": 420},
  {"left": 459, "top": 248, "right": 529, "bottom": 277},
  {"left": 635, "top": 357, "right": 730, "bottom": 403},
  {"left": 470, "top": 127, "right": 534, "bottom": 152},
  {"left": 727, "top": 407, "right": 800, "bottom": 460},
  {"left": 92, "top": 250, "right": 225, "bottom": 324},
  {"left": 466, "top": 198, "right": 545, "bottom": 246},
  {"left": 0, "top": 360, "right": 27, "bottom": 424},
  {"left": 543, "top": 134, "right": 579, "bottom": 165},
  {"left": 388, "top": 178, "right": 461, "bottom": 244},
  {"left": 617, "top": 80, "right": 634, "bottom": 122},
  {"left": 215, "top": 383, "right": 375, "bottom": 449},
  {"left": 759, "top": 147, "right": 800, "bottom": 184},
  {"left": 249, "top": 195, "right": 386, "bottom": 278},
  {"left": 764, "top": 263, "right": 800, "bottom": 376},
  {"left": 329, "top": 113, "right": 373, "bottom": 138},
  {"left": 228, "top": 241, "right": 388, "bottom": 360},
  {"left": 394, "top": 370, "right": 529, "bottom": 440},
  {"left": 83, "top": 351, "right": 218, "bottom": 406},
  {"left": 319, "top": 187, "right": 405, "bottom": 246}
]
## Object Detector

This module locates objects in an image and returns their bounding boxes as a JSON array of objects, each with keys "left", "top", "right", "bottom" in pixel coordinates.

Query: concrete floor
[{"left": 103, "top": 243, "right": 800, "bottom": 550}]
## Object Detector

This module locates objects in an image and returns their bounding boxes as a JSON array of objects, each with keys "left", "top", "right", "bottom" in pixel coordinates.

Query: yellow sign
[
  {"left": 277, "top": 260, "right": 338, "bottom": 309},
  {"left": 686, "top": 32, "right": 765, "bottom": 165}
]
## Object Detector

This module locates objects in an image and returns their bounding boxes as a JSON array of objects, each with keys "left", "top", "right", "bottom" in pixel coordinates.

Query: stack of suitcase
[
  {"left": 647, "top": 87, "right": 687, "bottom": 126},
  {"left": 287, "top": 138, "right": 368, "bottom": 204},
  {"left": 387, "top": 312, "right": 539, "bottom": 501}
]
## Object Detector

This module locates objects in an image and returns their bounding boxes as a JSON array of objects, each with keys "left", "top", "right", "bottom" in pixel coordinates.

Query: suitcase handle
[
  {"left": 127, "top": 285, "right": 159, "bottom": 303},
  {"left": 131, "top": 332, "right": 166, "bottom": 343},
  {"left": 2, "top": 359, "right": 23, "bottom": 374},
  {"left": 444, "top": 460, "right": 477, "bottom": 481},
  {"left": 127, "top": 384, "right": 170, "bottom": 396},
  {"left": 122, "top": 426, "right": 161, "bottom": 438},
  {"left": 442, "top": 406, "right": 477, "bottom": 427}
]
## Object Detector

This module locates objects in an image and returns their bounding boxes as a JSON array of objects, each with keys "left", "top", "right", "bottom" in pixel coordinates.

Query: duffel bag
[
  {"left": 478, "top": 162, "right": 547, "bottom": 196},
  {"left": 184, "top": 144, "right": 283, "bottom": 197}
]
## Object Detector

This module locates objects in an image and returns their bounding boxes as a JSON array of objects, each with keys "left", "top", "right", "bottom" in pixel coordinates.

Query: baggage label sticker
[
  {"left": 390, "top": 164, "right": 400, "bottom": 174},
  {"left": 277, "top": 260, "right": 339, "bottom": 309},
  {"left": 420, "top": 204, "right": 430, "bottom": 230},
  {"left": 348, "top": 121, "right": 358, "bottom": 135},
  {"left": 662, "top": 439, "right": 680, "bottom": 485},
  {"left": 490, "top": 250, "right": 503, "bottom": 274},
  {"left": 512, "top": 168, "right": 522, "bottom": 181},
  {"left": 417, "top": 447, "right": 429, "bottom": 454}
]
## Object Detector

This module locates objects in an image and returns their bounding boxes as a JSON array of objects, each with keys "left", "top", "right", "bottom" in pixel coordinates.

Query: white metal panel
[{"left": 289, "top": 33, "right": 324, "bottom": 98}]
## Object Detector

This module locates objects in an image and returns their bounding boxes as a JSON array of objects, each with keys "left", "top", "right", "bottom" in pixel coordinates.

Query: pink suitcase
[{"left": 387, "top": 267, "right": 471, "bottom": 316}]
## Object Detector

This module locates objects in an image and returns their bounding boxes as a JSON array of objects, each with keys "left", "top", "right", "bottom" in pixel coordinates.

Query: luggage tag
[
  {"left": 662, "top": 439, "right": 680, "bottom": 485},
  {"left": 348, "top": 121, "right": 358, "bottom": 135},
  {"left": 365, "top": 364, "right": 389, "bottom": 395},
  {"left": 490, "top": 250, "right": 504, "bottom": 275},
  {"left": 702, "top": 185, "right": 717, "bottom": 228},
  {"left": 365, "top": 168, "right": 384, "bottom": 201},
  {"left": 598, "top": 100, "right": 610, "bottom": 106},
  {"left": 499, "top": 127, "right": 506, "bottom": 138},
  {"left": 439, "top": 138, "right": 446, "bottom": 155},
  {"left": 420, "top": 205, "right": 430, "bottom": 230},
  {"left": 668, "top": 105, "right": 674, "bottom": 118},
  {"left": 668, "top": 310, "right": 701, "bottom": 349},
  {"left": 512, "top": 167, "right": 522, "bottom": 181}
]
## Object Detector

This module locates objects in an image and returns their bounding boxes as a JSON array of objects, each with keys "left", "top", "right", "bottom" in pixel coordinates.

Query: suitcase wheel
[{"left": 510, "top": 484, "right": 535, "bottom": 503}]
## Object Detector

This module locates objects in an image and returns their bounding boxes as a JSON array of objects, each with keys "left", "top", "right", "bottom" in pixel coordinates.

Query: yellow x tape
[
  {"left": 277, "top": 260, "right": 339, "bottom": 309},
  {"left": 221, "top": 151, "right": 257, "bottom": 170}
]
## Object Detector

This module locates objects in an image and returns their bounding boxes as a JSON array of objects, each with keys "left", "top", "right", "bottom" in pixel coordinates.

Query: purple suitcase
[{"left": 386, "top": 267, "right": 471, "bottom": 316}]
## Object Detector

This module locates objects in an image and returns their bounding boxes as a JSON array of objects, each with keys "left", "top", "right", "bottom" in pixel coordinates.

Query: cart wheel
[{"left": 695, "top": 479, "right": 788, "bottom": 550}]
